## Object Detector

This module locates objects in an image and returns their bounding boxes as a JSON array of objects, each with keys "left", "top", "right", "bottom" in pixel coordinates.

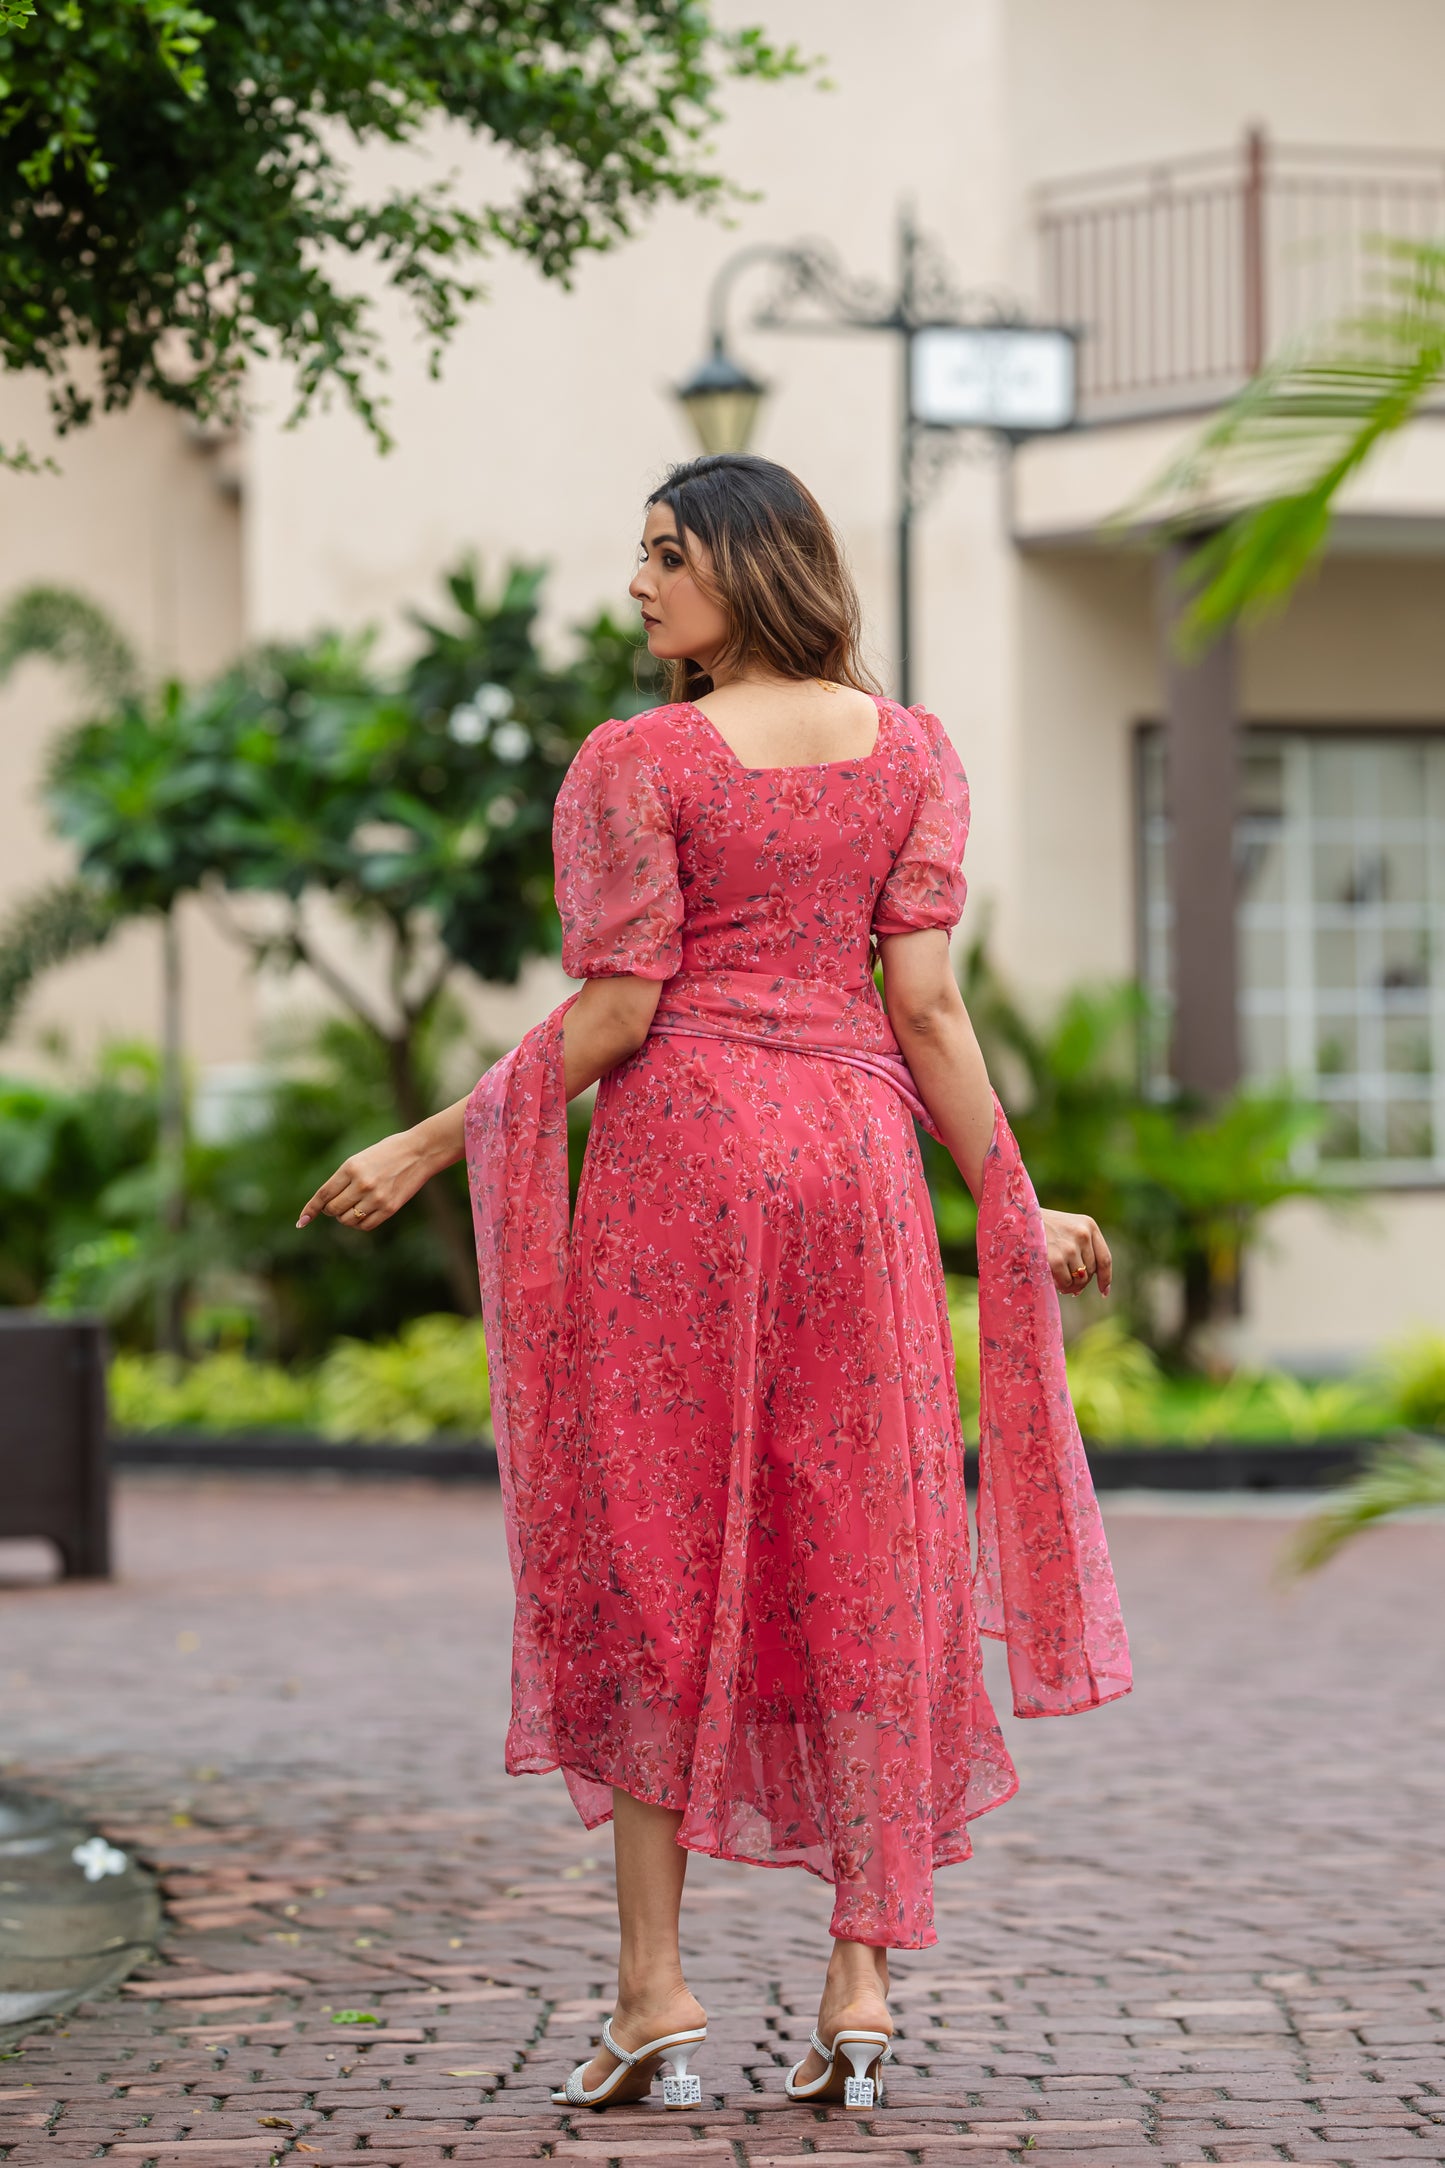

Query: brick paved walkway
[{"left": 0, "top": 1474, "right": 1441, "bottom": 2167}]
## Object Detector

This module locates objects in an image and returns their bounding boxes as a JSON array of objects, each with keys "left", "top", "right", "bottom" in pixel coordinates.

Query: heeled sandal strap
[
  {"left": 810, "top": 2028, "right": 891, "bottom": 2063},
  {"left": 599, "top": 2018, "right": 640, "bottom": 2068}
]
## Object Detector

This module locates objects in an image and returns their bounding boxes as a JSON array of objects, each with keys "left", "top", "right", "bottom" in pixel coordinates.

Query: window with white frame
[{"left": 1137, "top": 728, "right": 1445, "bottom": 1179}]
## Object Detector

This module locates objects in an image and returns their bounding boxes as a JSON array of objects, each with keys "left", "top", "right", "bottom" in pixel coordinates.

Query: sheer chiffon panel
[
  {"left": 545, "top": 1039, "right": 1017, "bottom": 1946},
  {"left": 553, "top": 712, "right": 685, "bottom": 983},
  {"left": 973, "top": 1109, "right": 1134, "bottom": 1717},
  {"left": 870, "top": 703, "right": 971, "bottom": 940}
]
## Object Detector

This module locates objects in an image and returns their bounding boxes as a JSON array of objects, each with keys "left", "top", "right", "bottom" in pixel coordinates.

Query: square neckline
[{"left": 683, "top": 692, "right": 894, "bottom": 775}]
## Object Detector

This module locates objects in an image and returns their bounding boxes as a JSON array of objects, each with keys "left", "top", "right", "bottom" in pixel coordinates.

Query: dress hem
[{"left": 504, "top": 1745, "right": 1023, "bottom": 1951}]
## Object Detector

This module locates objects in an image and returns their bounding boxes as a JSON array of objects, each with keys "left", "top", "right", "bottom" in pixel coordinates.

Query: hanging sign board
[{"left": 911, "top": 324, "right": 1077, "bottom": 433}]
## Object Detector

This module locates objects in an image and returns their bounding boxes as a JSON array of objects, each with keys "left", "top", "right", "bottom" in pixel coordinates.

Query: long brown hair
[{"left": 645, "top": 454, "right": 881, "bottom": 704}]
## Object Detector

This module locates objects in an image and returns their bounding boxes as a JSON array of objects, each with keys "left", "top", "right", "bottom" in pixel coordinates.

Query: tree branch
[{"left": 285, "top": 906, "right": 399, "bottom": 1045}]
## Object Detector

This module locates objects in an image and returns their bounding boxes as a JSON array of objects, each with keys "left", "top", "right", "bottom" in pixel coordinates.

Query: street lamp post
[{"left": 673, "top": 207, "right": 1078, "bottom": 707}]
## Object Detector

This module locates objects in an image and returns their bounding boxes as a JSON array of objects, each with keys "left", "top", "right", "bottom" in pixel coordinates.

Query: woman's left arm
[
  {"left": 297, "top": 976, "right": 664, "bottom": 1232},
  {"left": 879, "top": 927, "right": 1112, "bottom": 1298}
]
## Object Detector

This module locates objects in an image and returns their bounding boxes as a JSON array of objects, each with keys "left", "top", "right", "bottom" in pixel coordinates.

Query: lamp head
[{"left": 675, "top": 336, "right": 768, "bottom": 456}]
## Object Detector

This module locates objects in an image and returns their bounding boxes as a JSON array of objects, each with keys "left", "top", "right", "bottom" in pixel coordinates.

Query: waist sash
[
  {"left": 648, "top": 965, "right": 937, "bottom": 1130},
  {"left": 465, "top": 974, "right": 1132, "bottom": 1775}
]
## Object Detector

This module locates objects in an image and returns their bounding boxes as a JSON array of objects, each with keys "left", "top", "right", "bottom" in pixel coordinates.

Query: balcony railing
[{"left": 1036, "top": 127, "right": 1445, "bottom": 420}]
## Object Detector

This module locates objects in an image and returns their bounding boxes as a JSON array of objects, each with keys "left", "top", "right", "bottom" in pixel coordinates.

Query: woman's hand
[
  {"left": 1041, "top": 1208, "right": 1112, "bottom": 1298},
  {"left": 297, "top": 1129, "right": 437, "bottom": 1233}
]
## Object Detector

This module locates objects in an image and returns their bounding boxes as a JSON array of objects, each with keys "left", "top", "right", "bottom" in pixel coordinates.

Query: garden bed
[
  {"left": 109, "top": 1427, "right": 1387, "bottom": 1491},
  {"left": 110, "top": 1428, "right": 494, "bottom": 1481}
]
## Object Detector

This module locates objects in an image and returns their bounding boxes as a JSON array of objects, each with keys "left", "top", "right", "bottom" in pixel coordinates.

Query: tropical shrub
[
  {"left": 0, "top": 562, "right": 656, "bottom": 1324},
  {"left": 107, "top": 1302, "right": 1441, "bottom": 1451},
  {"left": 1063, "top": 1317, "right": 1163, "bottom": 1443},
  {"left": 1381, "top": 1332, "right": 1445, "bottom": 1432},
  {"left": 313, "top": 1315, "right": 490, "bottom": 1441},
  {"left": 945, "top": 1277, "right": 980, "bottom": 1440},
  {"left": 0, "top": 1043, "right": 159, "bottom": 1307},
  {"left": 110, "top": 1348, "right": 316, "bottom": 1433},
  {"left": 111, "top": 1314, "right": 489, "bottom": 1442},
  {"left": 923, "top": 934, "right": 1334, "bottom": 1365}
]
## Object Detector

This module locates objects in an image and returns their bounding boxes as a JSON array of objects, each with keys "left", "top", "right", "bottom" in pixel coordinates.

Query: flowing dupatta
[{"left": 465, "top": 1004, "right": 1131, "bottom": 1781}]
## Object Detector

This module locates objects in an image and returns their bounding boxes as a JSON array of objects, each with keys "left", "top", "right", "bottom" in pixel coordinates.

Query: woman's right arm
[
  {"left": 296, "top": 975, "right": 662, "bottom": 1232},
  {"left": 878, "top": 927, "right": 1111, "bottom": 1296}
]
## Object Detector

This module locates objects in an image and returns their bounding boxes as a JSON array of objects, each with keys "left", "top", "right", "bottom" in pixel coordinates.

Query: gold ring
[{"left": 353, "top": 1203, "right": 365, "bottom": 1220}]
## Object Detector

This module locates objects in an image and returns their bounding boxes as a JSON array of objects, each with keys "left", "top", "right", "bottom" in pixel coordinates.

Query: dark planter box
[
  {"left": 111, "top": 1428, "right": 497, "bottom": 1482},
  {"left": 0, "top": 1314, "right": 110, "bottom": 1577},
  {"left": 110, "top": 1426, "right": 1388, "bottom": 1494},
  {"left": 1080, "top": 1436, "right": 1372, "bottom": 1491}
]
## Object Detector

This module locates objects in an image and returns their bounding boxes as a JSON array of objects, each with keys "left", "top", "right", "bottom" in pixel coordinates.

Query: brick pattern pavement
[{"left": 0, "top": 1474, "right": 1441, "bottom": 2167}]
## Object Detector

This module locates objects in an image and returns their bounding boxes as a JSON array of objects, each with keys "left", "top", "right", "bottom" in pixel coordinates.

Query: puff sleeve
[
  {"left": 871, "top": 705, "right": 971, "bottom": 938},
  {"left": 553, "top": 718, "right": 685, "bottom": 981}
]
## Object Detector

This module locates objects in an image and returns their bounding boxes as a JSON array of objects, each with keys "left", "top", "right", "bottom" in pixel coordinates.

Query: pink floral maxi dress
[{"left": 465, "top": 695, "right": 1131, "bottom": 1949}]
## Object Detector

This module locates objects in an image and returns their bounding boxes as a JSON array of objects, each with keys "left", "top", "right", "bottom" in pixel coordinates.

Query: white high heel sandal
[
  {"left": 552, "top": 2017, "right": 707, "bottom": 2110},
  {"left": 785, "top": 2027, "right": 892, "bottom": 2109}
]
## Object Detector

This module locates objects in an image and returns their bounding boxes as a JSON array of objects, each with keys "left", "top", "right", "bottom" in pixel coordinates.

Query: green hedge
[
  {"left": 111, "top": 1314, "right": 489, "bottom": 1442},
  {"left": 110, "top": 1297, "right": 1445, "bottom": 1448},
  {"left": 947, "top": 1280, "right": 1440, "bottom": 1445}
]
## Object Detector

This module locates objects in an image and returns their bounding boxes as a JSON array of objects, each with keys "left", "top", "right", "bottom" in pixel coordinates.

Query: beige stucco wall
[
  {"left": 0, "top": 377, "right": 252, "bottom": 1074},
  {"left": 1005, "top": 0, "right": 1445, "bottom": 197},
  {"left": 1235, "top": 1193, "right": 1445, "bottom": 1370}
]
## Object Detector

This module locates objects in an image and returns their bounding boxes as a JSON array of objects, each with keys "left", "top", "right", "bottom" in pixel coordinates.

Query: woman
[{"left": 299, "top": 454, "right": 1130, "bottom": 2114}]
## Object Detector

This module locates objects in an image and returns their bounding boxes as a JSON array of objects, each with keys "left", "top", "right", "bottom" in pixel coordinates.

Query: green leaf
[
  {"left": 1287, "top": 1438, "right": 1445, "bottom": 1574},
  {"left": 1118, "top": 238, "right": 1445, "bottom": 649},
  {"left": 0, "top": 585, "right": 139, "bottom": 700},
  {"left": 0, "top": 877, "right": 122, "bottom": 1041}
]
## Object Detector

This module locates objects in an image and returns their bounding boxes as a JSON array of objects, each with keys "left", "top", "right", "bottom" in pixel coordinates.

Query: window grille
[{"left": 1137, "top": 728, "right": 1445, "bottom": 1179}]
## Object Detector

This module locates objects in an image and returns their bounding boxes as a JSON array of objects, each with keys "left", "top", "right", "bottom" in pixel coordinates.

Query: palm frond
[
  {"left": 1114, "top": 237, "right": 1445, "bottom": 653},
  {"left": 0, "top": 585, "right": 141, "bottom": 702},
  {"left": 1286, "top": 1437, "right": 1445, "bottom": 1575},
  {"left": 0, "top": 879, "right": 122, "bottom": 1041}
]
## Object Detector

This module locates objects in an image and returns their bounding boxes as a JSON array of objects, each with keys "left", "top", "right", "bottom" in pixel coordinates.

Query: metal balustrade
[{"left": 1036, "top": 126, "right": 1445, "bottom": 420}]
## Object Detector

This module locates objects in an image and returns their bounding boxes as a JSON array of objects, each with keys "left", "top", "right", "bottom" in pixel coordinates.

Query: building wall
[
  {"left": 1242, "top": 555, "right": 1445, "bottom": 719},
  {"left": 0, "top": 377, "right": 252, "bottom": 1074},
  {"left": 1004, "top": 0, "right": 1445, "bottom": 196},
  {"left": 1010, "top": 543, "right": 1445, "bottom": 1367}
]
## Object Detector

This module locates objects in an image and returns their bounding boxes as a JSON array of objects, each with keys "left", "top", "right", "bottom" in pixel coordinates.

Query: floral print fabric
[{"left": 466, "top": 696, "right": 1130, "bottom": 1949}]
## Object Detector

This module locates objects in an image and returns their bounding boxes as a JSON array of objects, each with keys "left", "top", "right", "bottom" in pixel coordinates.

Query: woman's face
[{"left": 630, "top": 501, "right": 730, "bottom": 674}]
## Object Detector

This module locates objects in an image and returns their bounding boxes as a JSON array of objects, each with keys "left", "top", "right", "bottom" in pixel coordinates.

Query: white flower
[
  {"left": 490, "top": 720, "right": 531, "bottom": 763},
  {"left": 447, "top": 701, "right": 487, "bottom": 746},
  {"left": 352, "top": 820, "right": 413, "bottom": 855},
  {"left": 475, "top": 682, "right": 513, "bottom": 721},
  {"left": 448, "top": 682, "right": 514, "bottom": 747},
  {"left": 72, "top": 1837, "right": 128, "bottom": 1882}
]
